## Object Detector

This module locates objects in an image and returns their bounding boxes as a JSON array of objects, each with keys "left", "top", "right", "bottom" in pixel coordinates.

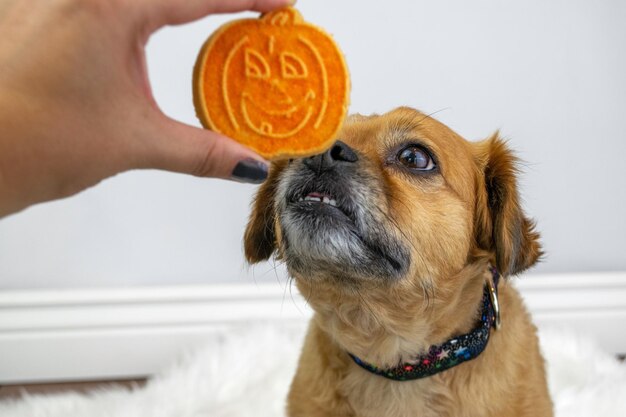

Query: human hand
[{"left": 0, "top": 0, "right": 293, "bottom": 218}]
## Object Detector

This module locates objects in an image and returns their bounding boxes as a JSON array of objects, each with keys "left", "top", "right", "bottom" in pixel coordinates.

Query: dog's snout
[{"left": 303, "top": 140, "right": 358, "bottom": 173}]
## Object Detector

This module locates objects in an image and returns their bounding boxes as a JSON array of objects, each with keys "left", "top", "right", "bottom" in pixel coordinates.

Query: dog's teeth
[
  {"left": 322, "top": 197, "right": 330, "bottom": 204},
  {"left": 304, "top": 196, "right": 321, "bottom": 202},
  {"left": 329, "top": 199, "right": 337, "bottom": 207}
]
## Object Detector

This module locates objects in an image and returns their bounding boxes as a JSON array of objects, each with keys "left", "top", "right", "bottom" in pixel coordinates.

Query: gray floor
[{"left": 0, "top": 379, "right": 146, "bottom": 400}]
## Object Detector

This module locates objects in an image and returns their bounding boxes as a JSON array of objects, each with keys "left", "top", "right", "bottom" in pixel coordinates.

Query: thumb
[{"left": 145, "top": 117, "right": 269, "bottom": 184}]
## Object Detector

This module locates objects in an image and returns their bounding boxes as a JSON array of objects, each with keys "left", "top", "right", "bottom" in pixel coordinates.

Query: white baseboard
[
  {"left": 514, "top": 272, "right": 626, "bottom": 354},
  {"left": 1, "top": 272, "right": 625, "bottom": 384}
]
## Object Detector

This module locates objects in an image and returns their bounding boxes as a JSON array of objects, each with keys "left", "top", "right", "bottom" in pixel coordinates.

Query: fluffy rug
[{"left": 1, "top": 322, "right": 624, "bottom": 417}]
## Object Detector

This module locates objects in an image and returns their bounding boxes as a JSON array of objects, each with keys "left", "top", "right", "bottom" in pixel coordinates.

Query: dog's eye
[{"left": 397, "top": 145, "right": 436, "bottom": 171}]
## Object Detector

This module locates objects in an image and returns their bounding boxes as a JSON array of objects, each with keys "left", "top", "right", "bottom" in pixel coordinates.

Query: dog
[{"left": 244, "top": 107, "right": 553, "bottom": 417}]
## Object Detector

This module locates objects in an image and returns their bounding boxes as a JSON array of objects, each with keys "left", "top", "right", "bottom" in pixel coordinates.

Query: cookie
[{"left": 193, "top": 7, "right": 350, "bottom": 160}]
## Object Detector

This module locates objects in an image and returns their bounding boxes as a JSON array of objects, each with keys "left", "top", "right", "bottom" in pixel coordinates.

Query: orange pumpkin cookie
[{"left": 193, "top": 7, "right": 350, "bottom": 160}]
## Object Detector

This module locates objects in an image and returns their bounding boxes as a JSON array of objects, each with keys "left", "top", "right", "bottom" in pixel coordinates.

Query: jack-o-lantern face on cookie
[
  {"left": 238, "top": 39, "right": 316, "bottom": 138},
  {"left": 193, "top": 8, "right": 350, "bottom": 159}
]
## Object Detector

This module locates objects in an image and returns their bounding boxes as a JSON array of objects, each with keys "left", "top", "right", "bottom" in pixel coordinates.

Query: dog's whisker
[
  {"left": 421, "top": 277, "right": 436, "bottom": 312},
  {"left": 349, "top": 284, "right": 386, "bottom": 333},
  {"left": 252, "top": 257, "right": 286, "bottom": 281},
  {"left": 390, "top": 107, "right": 451, "bottom": 138},
  {"left": 300, "top": 276, "right": 317, "bottom": 311},
  {"left": 378, "top": 204, "right": 420, "bottom": 259},
  {"left": 287, "top": 274, "right": 308, "bottom": 318},
  {"left": 415, "top": 107, "right": 451, "bottom": 126},
  {"left": 275, "top": 258, "right": 290, "bottom": 314}
]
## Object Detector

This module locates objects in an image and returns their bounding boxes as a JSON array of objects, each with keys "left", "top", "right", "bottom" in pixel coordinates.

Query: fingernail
[{"left": 231, "top": 158, "right": 269, "bottom": 184}]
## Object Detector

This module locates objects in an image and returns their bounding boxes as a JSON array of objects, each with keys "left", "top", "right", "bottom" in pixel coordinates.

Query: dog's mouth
[
  {"left": 291, "top": 190, "right": 354, "bottom": 220},
  {"left": 298, "top": 192, "right": 337, "bottom": 207},
  {"left": 285, "top": 176, "right": 359, "bottom": 223},
  {"left": 278, "top": 164, "right": 409, "bottom": 281}
]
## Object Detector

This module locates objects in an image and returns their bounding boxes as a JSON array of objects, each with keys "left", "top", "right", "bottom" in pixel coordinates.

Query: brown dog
[{"left": 244, "top": 107, "right": 552, "bottom": 417}]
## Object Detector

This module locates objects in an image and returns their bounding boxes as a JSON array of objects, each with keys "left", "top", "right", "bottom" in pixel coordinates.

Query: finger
[
  {"left": 147, "top": 0, "right": 295, "bottom": 28},
  {"left": 144, "top": 117, "right": 269, "bottom": 184}
]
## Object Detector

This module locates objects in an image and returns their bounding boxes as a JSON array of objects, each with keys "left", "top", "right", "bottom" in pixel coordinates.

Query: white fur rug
[{"left": 1, "top": 322, "right": 624, "bottom": 417}]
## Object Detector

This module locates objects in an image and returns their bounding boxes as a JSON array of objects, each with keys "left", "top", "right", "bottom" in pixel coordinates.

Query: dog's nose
[{"left": 303, "top": 140, "right": 358, "bottom": 173}]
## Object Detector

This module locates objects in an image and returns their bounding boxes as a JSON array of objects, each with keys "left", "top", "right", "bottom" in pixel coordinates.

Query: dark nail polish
[{"left": 231, "top": 158, "right": 269, "bottom": 184}]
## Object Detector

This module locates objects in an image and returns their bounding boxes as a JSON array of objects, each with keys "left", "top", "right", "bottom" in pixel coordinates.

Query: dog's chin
[{"left": 279, "top": 198, "right": 409, "bottom": 283}]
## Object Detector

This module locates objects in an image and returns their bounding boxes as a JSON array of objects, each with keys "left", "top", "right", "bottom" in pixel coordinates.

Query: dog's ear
[
  {"left": 243, "top": 161, "right": 286, "bottom": 264},
  {"left": 473, "top": 134, "right": 542, "bottom": 276}
]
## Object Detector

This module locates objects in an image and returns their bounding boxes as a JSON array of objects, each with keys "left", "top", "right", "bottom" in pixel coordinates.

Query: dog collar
[{"left": 349, "top": 267, "right": 501, "bottom": 381}]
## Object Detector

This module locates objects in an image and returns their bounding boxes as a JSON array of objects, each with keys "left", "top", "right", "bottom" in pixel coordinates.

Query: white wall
[{"left": 1, "top": 0, "right": 625, "bottom": 289}]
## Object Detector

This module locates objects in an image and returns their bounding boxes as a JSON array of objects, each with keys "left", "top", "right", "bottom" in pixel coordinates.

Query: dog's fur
[{"left": 244, "top": 107, "right": 552, "bottom": 417}]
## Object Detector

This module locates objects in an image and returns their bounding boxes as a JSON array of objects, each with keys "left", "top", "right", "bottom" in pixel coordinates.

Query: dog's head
[{"left": 244, "top": 107, "right": 540, "bottom": 314}]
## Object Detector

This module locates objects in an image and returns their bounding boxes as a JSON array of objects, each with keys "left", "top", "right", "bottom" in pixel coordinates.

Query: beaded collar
[{"left": 349, "top": 267, "right": 501, "bottom": 381}]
